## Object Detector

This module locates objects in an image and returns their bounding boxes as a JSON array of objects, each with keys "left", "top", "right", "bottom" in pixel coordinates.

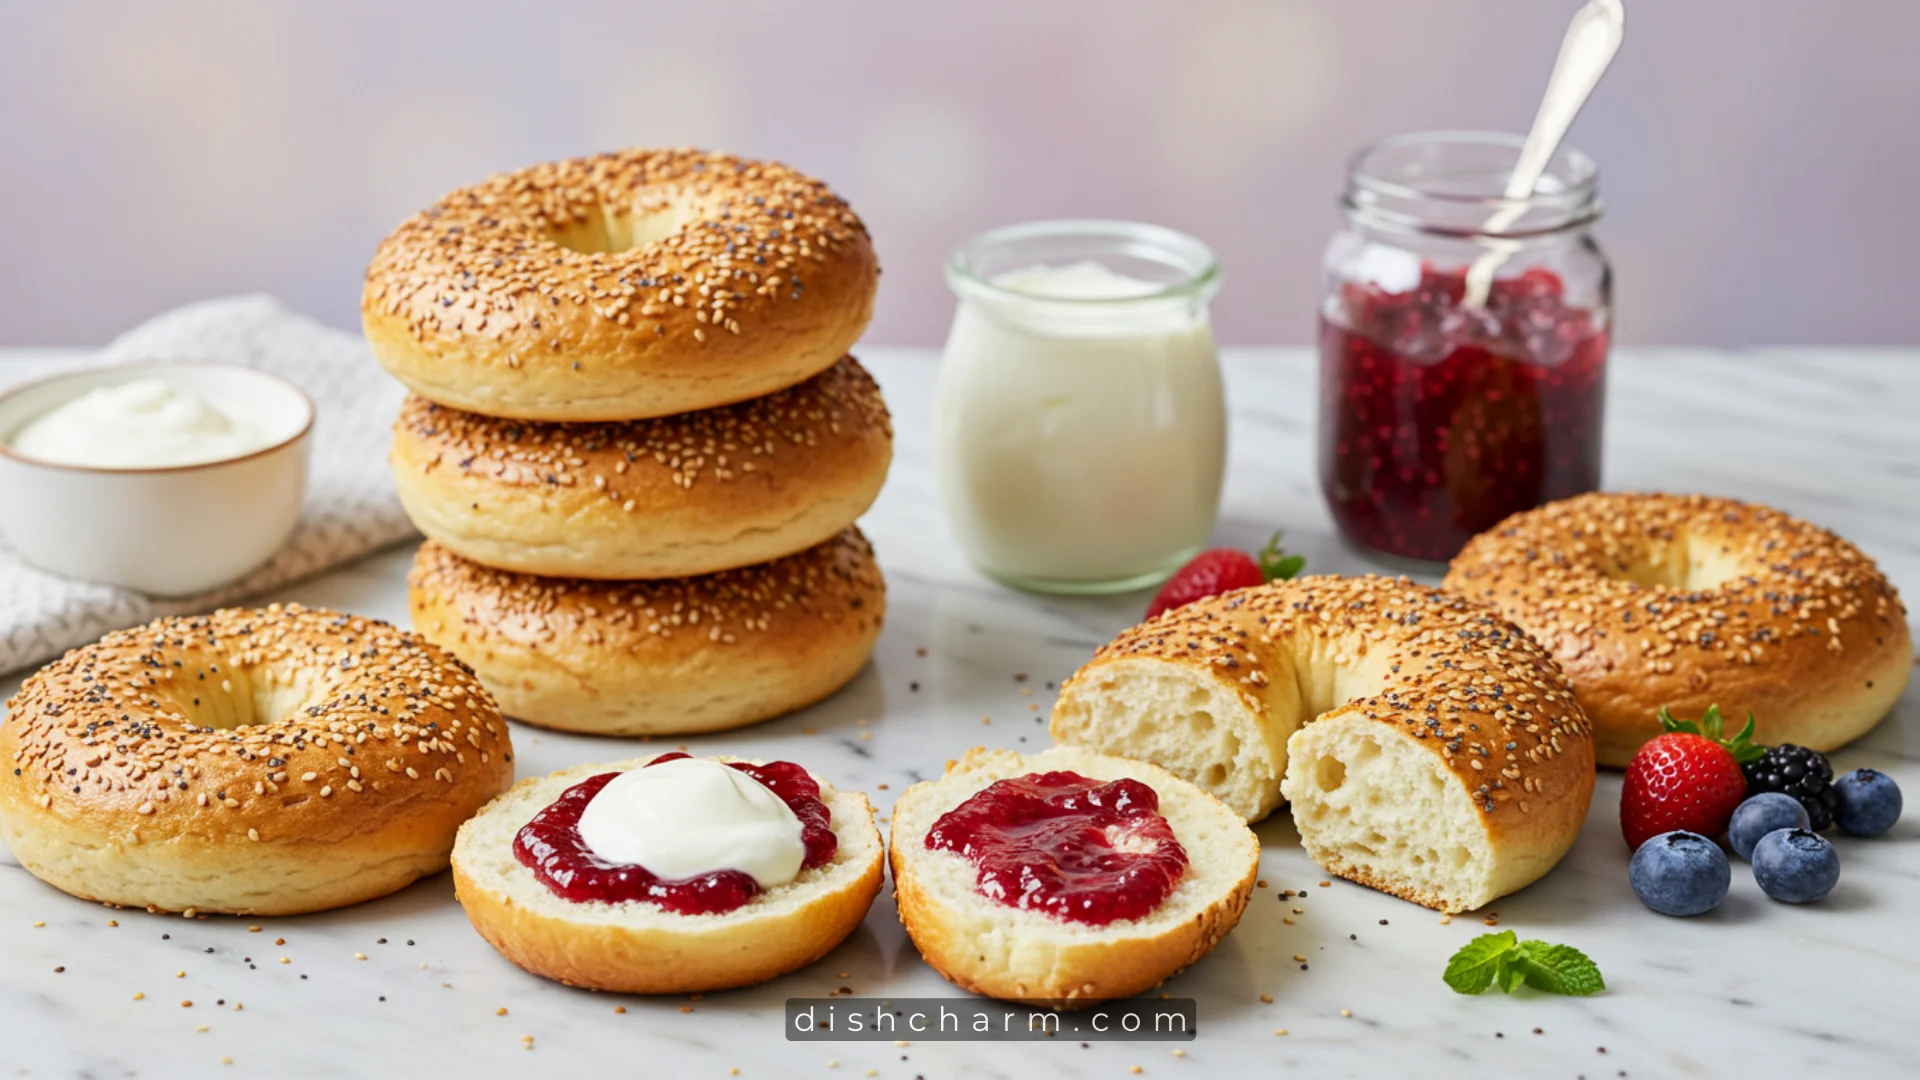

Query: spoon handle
[{"left": 1463, "top": 0, "right": 1626, "bottom": 309}]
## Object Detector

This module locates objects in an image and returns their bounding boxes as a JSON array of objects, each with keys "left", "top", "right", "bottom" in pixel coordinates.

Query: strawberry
[
  {"left": 1620, "top": 705, "right": 1767, "bottom": 851},
  {"left": 1144, "top": 532, "right": 1306, "bottom": 621}
]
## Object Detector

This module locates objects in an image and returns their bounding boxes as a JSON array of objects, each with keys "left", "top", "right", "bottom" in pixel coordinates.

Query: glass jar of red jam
[{"left": 1317, "top": 131, "right": 1610, "bottom": 564}]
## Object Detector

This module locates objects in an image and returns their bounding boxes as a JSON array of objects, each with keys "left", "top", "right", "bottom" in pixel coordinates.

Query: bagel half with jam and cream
[{"left": 452, "top": 753, "right": 883, "bottom": 994}]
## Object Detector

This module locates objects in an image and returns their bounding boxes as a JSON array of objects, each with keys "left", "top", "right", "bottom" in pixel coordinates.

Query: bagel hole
[
  {"left": 169, "top": 660, "right": 324, "bottom": 731},
  {"left": 1599, "top": 535, "right": 1744, "bottom": 592},
  {"left": 549, "top": 205, "right": 695, "bottom": 256}
]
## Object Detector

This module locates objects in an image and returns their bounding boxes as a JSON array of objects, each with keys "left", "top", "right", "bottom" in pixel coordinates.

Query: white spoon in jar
[{"left": 1461, "top": 0, "right": 1626, "bottom": 310}]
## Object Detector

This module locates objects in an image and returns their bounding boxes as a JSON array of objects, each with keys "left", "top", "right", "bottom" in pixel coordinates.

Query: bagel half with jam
[{"left": 889, "top": 745, "right": 1258, "bottom": 1008}]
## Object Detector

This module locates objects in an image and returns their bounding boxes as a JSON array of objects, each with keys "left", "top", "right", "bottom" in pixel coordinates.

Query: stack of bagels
[{"left": 363, "top": 148, "right": 892, "bottom": 736}]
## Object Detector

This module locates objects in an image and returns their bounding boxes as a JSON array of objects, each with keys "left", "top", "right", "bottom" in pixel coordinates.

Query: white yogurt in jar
[
  {"left": 7, "top": 377, "right": 279, "bottom": 469},
  {"left": 936, "top": 257, "right": 1227, "bottom": 590}
]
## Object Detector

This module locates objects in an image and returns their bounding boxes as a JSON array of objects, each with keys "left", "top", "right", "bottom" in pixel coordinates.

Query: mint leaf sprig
[{"left": 1443, "top": 931, "right": 1604, "bottom": 997}]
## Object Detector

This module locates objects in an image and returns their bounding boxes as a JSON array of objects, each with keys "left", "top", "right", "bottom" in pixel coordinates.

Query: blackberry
[{"left": 1742, "top": 744, "right": 1837, "bottom": 830}]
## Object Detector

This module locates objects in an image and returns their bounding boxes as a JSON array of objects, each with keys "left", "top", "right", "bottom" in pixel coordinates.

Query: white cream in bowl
[{"left": 0, "top": 362, "right": 313, "bottom": 595}]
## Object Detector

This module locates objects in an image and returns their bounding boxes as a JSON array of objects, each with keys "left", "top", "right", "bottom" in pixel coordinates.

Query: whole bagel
[
  {"left": 1444, "top": 492, "right": 1912, "bottom": 766},
  {"left": 390, "top": 355, "right": 892, "bottom": 580},
  {"left": 1050, "top": 575, "right": 1595, "bottom": 913},
  {"left": 362, "top": 147, "right": 878, "bottom": 422},
  {"left": 0, "top": 605, "right": 515, "bottom": 915},
  {"left": 407, "top": 529, "right": 886, "bottom": 736}
]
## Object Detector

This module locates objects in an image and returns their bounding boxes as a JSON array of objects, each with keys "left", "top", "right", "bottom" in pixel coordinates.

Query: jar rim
[
  {"left": 1344, "top": 130, "right": 1601, "bottom": 239},
  {"left": 946, "top": 219, "right": 1221, "bottom": 306}
]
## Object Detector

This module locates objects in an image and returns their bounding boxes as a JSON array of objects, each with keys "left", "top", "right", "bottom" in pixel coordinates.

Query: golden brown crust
[
  {"left": 407, "top": 530, "right": 885, "bottom": 735},
  {"left": 1060, "top": 575, "right": 1597, "bottom": 832},
  {"left": 389, "top": 356, "right": 893, "bottom": 579},
  {"left": 452, "top": 849, "right": 883, "bottom": 995},
  {"left": 0, "top": 604, "right": 515, "bottom": 915},
  {"left": 890, "top": 842, "right": 1256, "bottom": 1008},
  {"left": 362, "top": 147, "right": 878, "bottom": 422},
  {"left": 1444, "top": 492, "right": 1913, "bottom": 765}
]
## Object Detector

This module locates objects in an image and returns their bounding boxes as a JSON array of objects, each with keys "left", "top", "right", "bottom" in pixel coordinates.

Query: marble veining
[{"left": 1, "top": 348, "right": 1916, "bottom": 1078}]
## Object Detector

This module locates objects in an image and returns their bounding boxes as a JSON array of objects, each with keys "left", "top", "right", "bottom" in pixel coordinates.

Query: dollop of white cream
[
  {"left": 9, "top": 378, "right": 277, "bottom": 469},
  {"left": 576, "top": 758, "right": 807, "bottom": 888}
]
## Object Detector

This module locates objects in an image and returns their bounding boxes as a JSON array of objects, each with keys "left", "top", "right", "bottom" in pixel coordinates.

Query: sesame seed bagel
[
  {"left": 390, "top": 355, "right": 893, "bottom": 579},
  {"left": 0, "top": 605, "right": 515, "bottom": 916},
  {"left": 362, "top": 147, "right": 878, "bottom": 422},
  {"left": 889, "top": 746, "right": 1259, "bottom": 1008},
  {"left": 1049, "top": 575, "right": 1595, "bottom": 913},
  {"left": 1444, "top": 492, "right": 1913, "bottom": 767},
  {"left": 407, "top": 529, "right": 885, "bottom": 736},
  {"left": 452, "top": 755, "right": 884, "bottom": 994}
]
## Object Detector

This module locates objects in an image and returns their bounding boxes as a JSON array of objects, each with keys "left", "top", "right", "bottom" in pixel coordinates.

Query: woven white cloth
[{"left": 0, "top": 295, "right": 414, "bottom": 677}]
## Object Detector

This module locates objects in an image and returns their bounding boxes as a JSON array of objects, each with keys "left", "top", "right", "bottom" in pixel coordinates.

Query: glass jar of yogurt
[{"left": 936, "top": 220, "right": 1226, "bottom": 594}]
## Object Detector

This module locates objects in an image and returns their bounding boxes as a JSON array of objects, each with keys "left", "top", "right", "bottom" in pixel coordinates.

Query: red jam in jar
[
  {"left": 924, "top": 771, "right": 1187, "bottom": 926},
  {"left": 1318, "top": 265, "right": 1607, "bottom": 562},
  {"left": 513, "top": 752, "right": 836, "bottom": 914}
]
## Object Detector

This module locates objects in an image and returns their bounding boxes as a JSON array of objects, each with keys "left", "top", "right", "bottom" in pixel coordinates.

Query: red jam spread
[
  {"left": 1319, "top": 265, "right": 1607, "bottom": 562},
  {"left": 924, "top": 770, "right": 1187, "bottom": 926},
  {"left": 513, "top": 752, "right": 836, "bottom": 914}
]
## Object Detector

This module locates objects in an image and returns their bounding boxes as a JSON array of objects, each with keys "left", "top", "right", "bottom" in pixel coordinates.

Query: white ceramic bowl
[{"left": 0, "top": 362, "right": 313, "bottom": 596}]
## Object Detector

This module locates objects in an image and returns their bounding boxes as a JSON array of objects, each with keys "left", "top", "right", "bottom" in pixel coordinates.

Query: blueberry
[
  {"left": 1728, "top": 793, "right": 1810, "bottom": 859},
  {"left": 1832, "top": 768, "right": 1902, "bottom": 837},
  {"left": 1751, "top": 828, "right": 1840, "bottom": 903},
  {"left": 1628, "top": 830, "right": 1730, "bottom": 916}
]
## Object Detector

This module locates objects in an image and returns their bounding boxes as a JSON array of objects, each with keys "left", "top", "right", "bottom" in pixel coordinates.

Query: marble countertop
[{"left": 3, "top": 347, "right": 1917, "bottom": 1079}]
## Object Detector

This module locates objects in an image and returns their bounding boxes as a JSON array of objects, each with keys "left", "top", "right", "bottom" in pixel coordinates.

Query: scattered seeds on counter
[{"left": 1340, "top": 1009, "right": 1353, "bottom": 1018}]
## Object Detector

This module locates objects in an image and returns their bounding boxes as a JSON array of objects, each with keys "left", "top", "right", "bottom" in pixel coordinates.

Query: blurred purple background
[{"left": 2, "top": 0, "right": 1915, "bottom": 346}]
